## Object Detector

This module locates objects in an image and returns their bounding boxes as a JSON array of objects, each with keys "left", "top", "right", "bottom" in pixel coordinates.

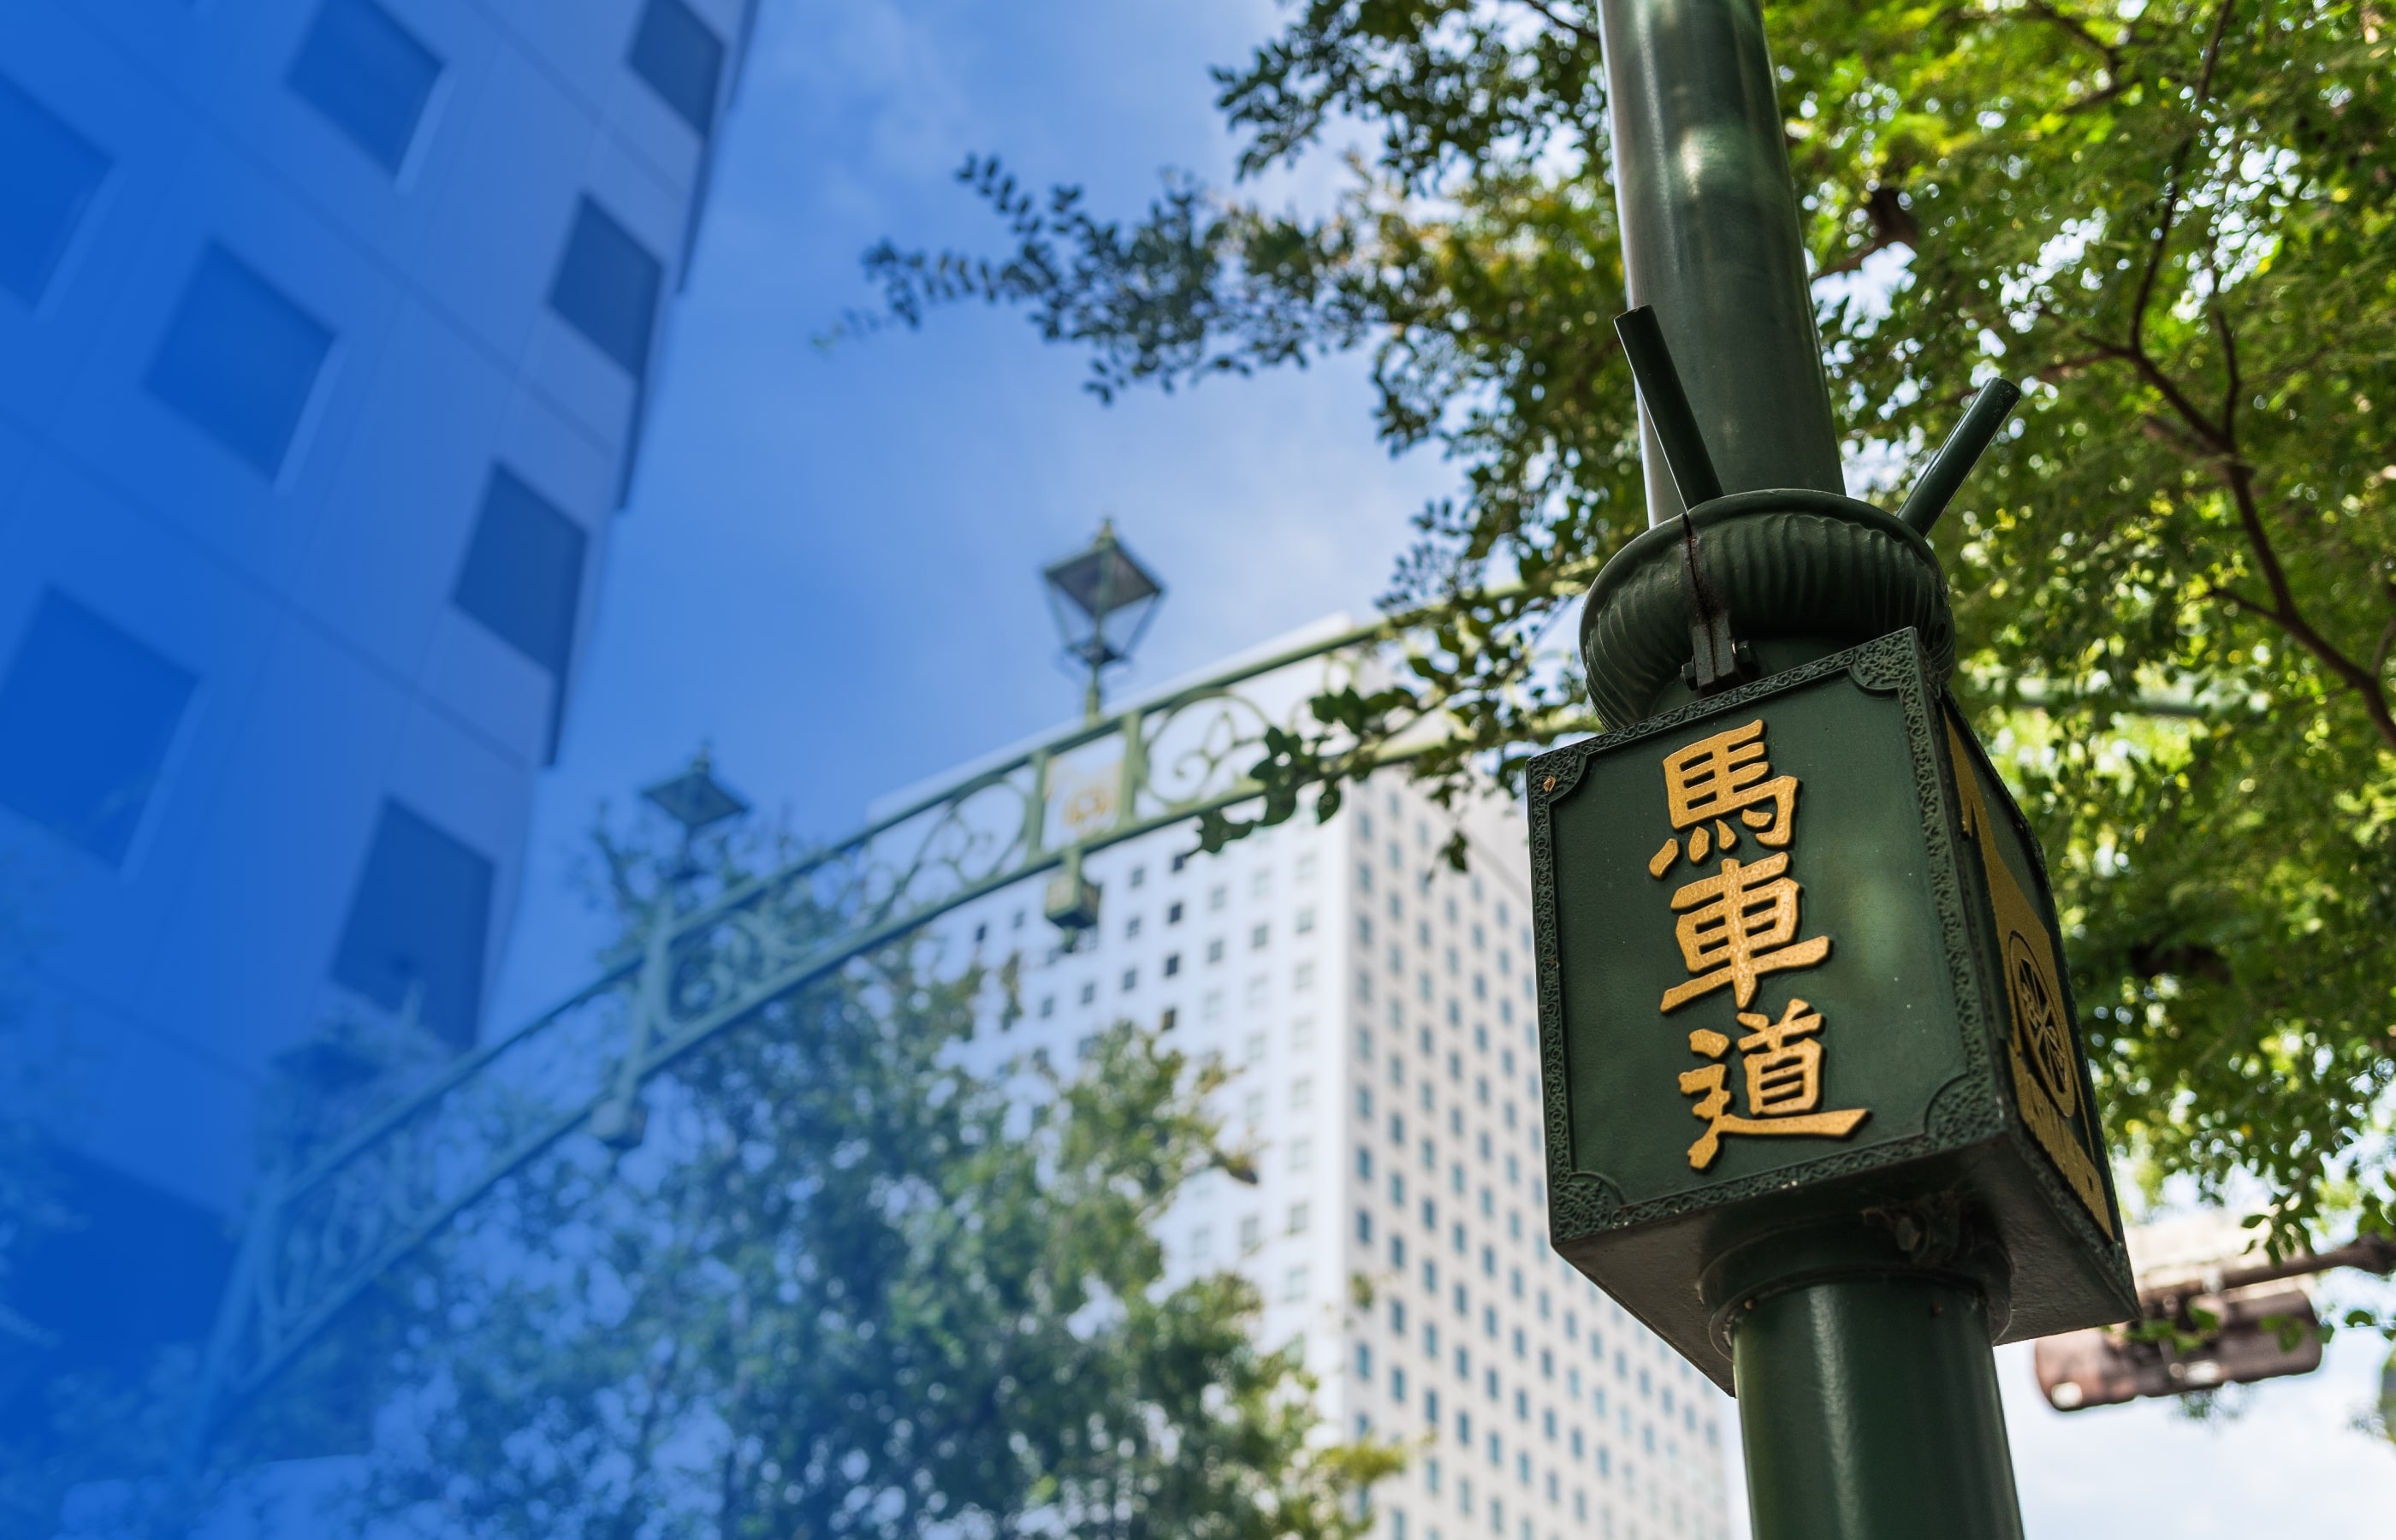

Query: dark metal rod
[
  {"left": 1614, "top": 305, "right": 1726, "bottom": 507},
  {"left": 2142, "top": 1235, "right": 2396, "bottom": 1306},
  {"left": 1896, "top": 378, "right": 2024, "bottom": 535},
  {"left": 1597, "top": 0, "right": 1845, "bottom": 523}
]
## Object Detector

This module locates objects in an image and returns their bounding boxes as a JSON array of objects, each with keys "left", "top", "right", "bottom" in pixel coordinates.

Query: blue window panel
[
  {"left": 329, "top": 800, "right": 494, "bottom": 1051},
  {"left": 0, "top": 73, "right": 110, "bottom": 305},
  {"left": 451, "top": 466, "right": 586, "bottom": 678},
  {"left": 453, "top": 465, "right": 588, "bottom": 760},
  {"left": 287, "top": 0, "right": 443, "bottom": 175},
  {"left": 628, "top": 0, "right": 727, "bottom": 136},
  {"left": 145, "top": 246, "right": 335, "bottom": 477},
  {"left": 549, "top": 197, "right": 662, "bottom": 379},
  {"left": 4, "top": 1144, "right": 232, "bottom": 1377},
  {"left": 0, "top": 590, "right": 196, "bottom": 866}
]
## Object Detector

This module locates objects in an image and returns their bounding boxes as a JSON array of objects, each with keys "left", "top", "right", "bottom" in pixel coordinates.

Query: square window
[
  {"left": 0, "top": 73, "right": 110, "bottom": 305},
  {"left": 549, "top": 197, "right": 663, "bottom": 378},
  {"left": 0, "top": 591, "right": 194, "bottom": 864},
  {"left": 145, "top": 246, "right": 335, "bottom": 477},
  {"left": 627, "top": 0, "right": 727, "bottom": 135},
  {"left": 453, "top": 465, "right": 587, "bottom": 682},
  {"left": 329, "top": 801, "right": 495, "bottom": 1051},
  {"left": 287, "top": 0, "right": 443, "bottom": 175}
]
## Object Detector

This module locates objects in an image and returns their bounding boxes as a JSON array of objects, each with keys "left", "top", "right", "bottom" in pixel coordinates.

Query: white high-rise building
[{"left": 928, "top": 625, "right": 1736, "bottom": 1540}]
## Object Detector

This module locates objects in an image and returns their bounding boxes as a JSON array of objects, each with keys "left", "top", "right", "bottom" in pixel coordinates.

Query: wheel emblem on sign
[{"left": 2007, "top": 931, "right": 2076, "bottom": 1117}]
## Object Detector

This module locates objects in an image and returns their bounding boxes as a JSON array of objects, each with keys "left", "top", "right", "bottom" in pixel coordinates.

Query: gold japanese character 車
[
  {"left": 1675, "top": 999, "right": 1869, "bottom": 1170},
  {"left": 1659, "top": 852, "right": 1830, "bottom": 1011}
]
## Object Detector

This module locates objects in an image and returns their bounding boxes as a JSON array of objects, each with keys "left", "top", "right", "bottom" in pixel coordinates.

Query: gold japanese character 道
[{"left": 1675, "top": 999, "right": 1869, "bottom": 1170}]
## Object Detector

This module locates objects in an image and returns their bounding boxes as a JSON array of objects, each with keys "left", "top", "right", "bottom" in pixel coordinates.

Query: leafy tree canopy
[{"left": 861, "top": 1, "right": 2396, "bottom": 1261}]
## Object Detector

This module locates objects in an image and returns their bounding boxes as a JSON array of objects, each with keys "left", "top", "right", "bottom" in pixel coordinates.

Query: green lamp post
[{"left": 1528, "top": 4, "right": 2137, "bottom": 1538}]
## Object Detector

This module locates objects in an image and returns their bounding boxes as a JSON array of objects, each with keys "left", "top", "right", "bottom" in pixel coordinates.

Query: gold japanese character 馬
[
  {"left": 1646, "top": 720, "right": 1799, "bottom": 877},
  {"left": 1674, "top": 999, "right": 1869, "bottom": 1170},
  {"left": 1658, "top": 851, "right": 1830, "bottom": 1012}
]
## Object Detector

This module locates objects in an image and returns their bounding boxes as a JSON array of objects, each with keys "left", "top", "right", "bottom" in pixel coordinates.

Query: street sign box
[
  {"left": 1529, "top": 630, "right": 2135, "bottom": 1388},
  {"left": 2033, "top": 1288, "right": 2325, "bottom": 1410}
]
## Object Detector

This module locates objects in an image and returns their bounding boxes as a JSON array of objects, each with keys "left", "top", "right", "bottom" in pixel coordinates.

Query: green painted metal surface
[
  {"left": 1735, "top": 1275, "right": 2024, "bottom": 1540},
  {"left": 1598, "top": 0, "right": 1844, "bottom": 524}
]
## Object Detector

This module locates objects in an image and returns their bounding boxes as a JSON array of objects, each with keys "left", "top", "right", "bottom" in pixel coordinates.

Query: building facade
[
  {"left": 936, "top": 670, "right": 1735, "bottom": 1540},
  {"left": 0, "top": 0, "right": 750, "bottom": 1377}
]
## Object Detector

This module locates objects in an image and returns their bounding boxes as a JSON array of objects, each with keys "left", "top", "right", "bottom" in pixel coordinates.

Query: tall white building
[
  {"left": 931, "top": 629, "right": 1736, "bottom": 1540},
  {"left": 0, "top": 0, "right": 753, "bottom": 1387}
]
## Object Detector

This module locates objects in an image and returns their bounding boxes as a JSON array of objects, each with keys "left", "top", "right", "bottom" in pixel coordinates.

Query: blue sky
[
  {"left": 488, "top": 0, "right": 1451, "bottom": 1013},
  {"left": 489, "top": 1, "right": 2396, "bottom": 1527}
]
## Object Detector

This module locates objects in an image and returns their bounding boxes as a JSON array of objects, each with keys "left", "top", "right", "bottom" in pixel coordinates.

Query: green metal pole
[
  {"left": 1735, "top": 1276, "right": 2025, "bottom": 1540},
  {"left": 1592, "top": 2, "right": 2030, "bottom": 1531},
  {"left": 1598, "top": 0, "right": 1845, "bottom": 524}
]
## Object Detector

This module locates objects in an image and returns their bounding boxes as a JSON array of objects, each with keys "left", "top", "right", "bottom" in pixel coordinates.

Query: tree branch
[
  {"left": 2221, "top": 459, "right": 2396, "bottom": 752},
  {"left": 1514, "top": 0, "right": 1604, "bottom": 48},
  {"left": 1814, "top": 184, "right": 1921, "bottom": 280},
  {"left": 2127, "top": 0, "right": 2235, "bottom": 364},
  {"left": 2019, "top": 0, "right": 2126, "bottom": 70},
  {"left": 2083, "top": 335, "right": 2233, "bottom": 455},
  {"left": 2210, "top": 287, "right": 2242, "bottom": 446}
]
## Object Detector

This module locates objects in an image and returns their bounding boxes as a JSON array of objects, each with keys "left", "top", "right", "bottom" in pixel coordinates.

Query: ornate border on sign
[
  {"left": 1937, "top": 698, "right": 2136, "bottom": 1279},
  {"left": 1532, "top": 630, "right": 2004, "bottom": 1244}
]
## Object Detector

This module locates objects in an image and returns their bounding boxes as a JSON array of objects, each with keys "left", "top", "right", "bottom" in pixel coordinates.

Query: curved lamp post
[{"left": 595, "top": 746, "right": 751, "bottom": 1151}]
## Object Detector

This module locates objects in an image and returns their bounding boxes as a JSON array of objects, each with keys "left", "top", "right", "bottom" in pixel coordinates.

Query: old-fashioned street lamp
[
  {"left": 639, "top": 743, "right": 749, "bottom": 888},
  {"left": 640, "top": 743, "right": 749, "bottom": 838},
  {"left": 1041, "top": 519, "right": 1164, "bottom": 720}
]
